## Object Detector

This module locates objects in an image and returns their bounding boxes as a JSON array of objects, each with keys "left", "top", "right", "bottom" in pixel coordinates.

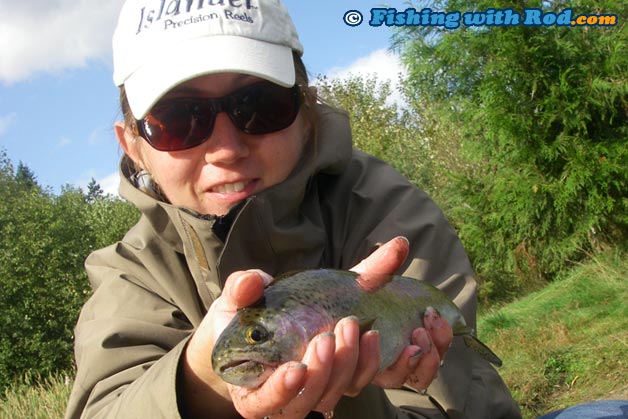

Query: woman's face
[{"left": 117, "top": 73, "right": 309, "bottom": 216}]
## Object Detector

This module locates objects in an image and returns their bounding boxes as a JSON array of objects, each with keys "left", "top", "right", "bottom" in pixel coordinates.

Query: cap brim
[{"left": 124, "top": 35, "right": 296, "bottom": 119}]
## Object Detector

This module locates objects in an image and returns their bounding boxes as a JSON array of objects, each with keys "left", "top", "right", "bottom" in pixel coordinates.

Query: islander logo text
[{"left": 137, "top": 0, "right": 255, "bottom": 33}]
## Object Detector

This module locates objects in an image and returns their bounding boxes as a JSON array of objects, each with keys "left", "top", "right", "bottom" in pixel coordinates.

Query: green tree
[
  {"left": 0, "top": 184, "right": 91, "bottom": 388},
  {"left": 0, "top": 150, "right": 139, "bottom": 389},
  {"left": 316, "top": 74, "right": 432, "bottom": 189},
  {"left": 85, "top": 178, "right": 104, "bottom": 203},
  {"left": 395, "top": 0, "right": 628, "bottom": 300},
  {"left": 86, "top": 194, "right": 139, "bottom": 250},
  {"left": 15, "top": 161, "right": 38, "bottom": 191}
]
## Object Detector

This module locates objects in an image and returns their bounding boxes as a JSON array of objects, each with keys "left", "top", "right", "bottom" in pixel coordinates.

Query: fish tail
[{"left": 462, "top": 335, "right": 503, "bottom": 367}]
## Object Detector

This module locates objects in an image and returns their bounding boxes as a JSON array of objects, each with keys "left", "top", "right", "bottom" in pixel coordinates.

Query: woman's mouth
[{"left": 212, "top": 179, "right": 253, "bottom": 194}]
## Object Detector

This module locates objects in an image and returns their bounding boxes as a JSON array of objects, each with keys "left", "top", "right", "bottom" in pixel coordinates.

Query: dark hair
[{"left": 292, "top": 51, "right": 318, "bottom": 132}]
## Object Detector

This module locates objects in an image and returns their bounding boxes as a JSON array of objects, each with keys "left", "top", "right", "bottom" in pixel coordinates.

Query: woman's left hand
[{"left": 313, "top": 236, "right": 454, "bottom": 412}]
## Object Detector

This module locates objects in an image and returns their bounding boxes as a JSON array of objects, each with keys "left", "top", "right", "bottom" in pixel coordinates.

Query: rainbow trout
[{"left": 212, "top": 269, "right": 501, "bottom": 387}]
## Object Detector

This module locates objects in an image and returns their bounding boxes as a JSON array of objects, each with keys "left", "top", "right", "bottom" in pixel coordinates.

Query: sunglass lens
[
  {"left": 229, "top": 83, "right": 300, "bottom": 135},
  {"left": 142, "top": 100, "right": 215, "bottom": 151}
]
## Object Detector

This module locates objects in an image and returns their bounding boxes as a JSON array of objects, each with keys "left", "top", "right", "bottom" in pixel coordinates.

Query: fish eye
[{"left": 245, "top": 325, "right": 269, "bottom": 345}]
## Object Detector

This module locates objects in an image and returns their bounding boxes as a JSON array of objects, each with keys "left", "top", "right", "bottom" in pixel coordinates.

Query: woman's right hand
[
  {"left": 181, "top": 268, "right": 349, "bottom": 419},
  {"left": 180, "top": 269, "right": 273, "bottom": 418}
]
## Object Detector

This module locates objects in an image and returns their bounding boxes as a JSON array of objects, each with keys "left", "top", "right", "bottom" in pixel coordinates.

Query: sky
[{"left": 0, "top": 0, "right": 410, "bottom": 196}]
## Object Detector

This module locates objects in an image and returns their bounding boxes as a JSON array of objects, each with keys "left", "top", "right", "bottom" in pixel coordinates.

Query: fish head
[{"left": 211, "top": 305, "right": 308, "bottom": 388}]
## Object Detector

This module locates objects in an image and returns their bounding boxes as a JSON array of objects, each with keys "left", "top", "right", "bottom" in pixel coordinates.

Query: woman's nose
[{"left": 204, "top": 112, "right": 250, "bottom": 164}]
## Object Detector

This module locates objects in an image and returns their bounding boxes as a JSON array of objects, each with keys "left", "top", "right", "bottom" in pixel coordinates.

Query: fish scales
[{"left": 212, "top": 269, "right": 502, "bottom": 388}]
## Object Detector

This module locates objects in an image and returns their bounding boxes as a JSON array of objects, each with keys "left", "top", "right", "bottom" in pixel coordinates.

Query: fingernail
[
  {"left": 317, "top": 332, "right": 335, "bottom": 363},
  {"left": 341, "top": 317, "right": 359, "bottom": 346},
  {"left": 284, "top": 363, "right": 307, "bottom": 391},
  {"left": 413, "top": 328, "right": 432, "bottom": 354},
  {"left": 364, "top": 329, "right": 380, "bottom": 342},
  {"left": 396, "top": 236, "right": 410, "bottom": 246},
  {"left": 408, "top": 346, "right": 423, "bottom": 369},
  {"left": 424, "top": 307, "right": 443, "bottom": 330},
  {"left": 411, "top": 347, "right": 423, "bottom": 359},
  {"left": 248, "top": 269, "right": 273, "bottom": 286},
  {"left": 424, "top": 306, "right": 440, "bottom": 320},
  {"left": 363, "top": 330, "right": 380, "bottom": 354}
]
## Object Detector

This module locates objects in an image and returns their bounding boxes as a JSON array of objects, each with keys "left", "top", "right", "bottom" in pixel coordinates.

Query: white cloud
[
  {"left": 75, "top": 169, "right": 98, "bottom": 189},
  {"left": 324, "top": 49, "right": 408, "bottom": 107},
  {"left": 57, "top": 137, "right": 72, "bottom": 148},
  {"left": 0, "top": 0, "right": 126, "bottom": 83},
  {"left": 0, "top": 113, "right": 17, "bottom": 136},
  {"left": 98, "top": 171, "right": 120, "bottom": 197},
  {"left": 76, "top": 170, "right": 120, "bottom": 197},
  {"left": 327, "top": 49, "right": 406, "bottom": 83}
]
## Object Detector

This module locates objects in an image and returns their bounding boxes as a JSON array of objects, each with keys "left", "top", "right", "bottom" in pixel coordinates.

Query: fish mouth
[
  {"left": 219, "top": 359, "right": 262, "bottom": 374},
  {"left": 217, "top": 358, "right": 277, "bottom": 388}
]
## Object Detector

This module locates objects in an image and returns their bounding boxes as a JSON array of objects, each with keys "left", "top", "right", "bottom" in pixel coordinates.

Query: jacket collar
[{"left": 118, "top": 104, "right": 352, "bottom": 267}]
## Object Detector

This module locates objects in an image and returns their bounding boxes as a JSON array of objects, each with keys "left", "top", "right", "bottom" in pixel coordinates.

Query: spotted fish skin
[{"left": 211, "top": 269, "right": 502, "bottom": 388}]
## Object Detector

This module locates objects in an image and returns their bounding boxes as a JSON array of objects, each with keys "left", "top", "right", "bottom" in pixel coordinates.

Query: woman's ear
[{"left": 114, "top": 121, "right": 144, "bottom": 169}]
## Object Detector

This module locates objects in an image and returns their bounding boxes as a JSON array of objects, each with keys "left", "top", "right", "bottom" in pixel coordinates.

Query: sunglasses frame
[{"left": 135, "top": 82, "right": 304, "bottom": 152}]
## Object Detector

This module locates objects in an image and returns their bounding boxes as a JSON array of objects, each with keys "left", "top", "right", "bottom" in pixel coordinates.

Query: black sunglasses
[{"left": 136, "top": 81, "right": 303, "bottom": 152}]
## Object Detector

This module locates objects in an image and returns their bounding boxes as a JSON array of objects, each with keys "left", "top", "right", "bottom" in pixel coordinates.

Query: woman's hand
[
  {"left": 180, "top": 236, "right": 452, "bottom": 418},
  {"left": 347, "top": 237, "right": 453, "bottom": 396},
  {"left": 180, "top": 269, "right": 273, "bottom": 418}
]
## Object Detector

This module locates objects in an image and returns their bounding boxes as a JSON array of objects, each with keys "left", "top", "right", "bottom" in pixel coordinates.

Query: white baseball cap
[{"left": 112, "top": 0, "right": 303, "bottom": 119}]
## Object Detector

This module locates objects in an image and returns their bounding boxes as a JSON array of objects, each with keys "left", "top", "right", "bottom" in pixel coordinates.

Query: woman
[{"left": 66, "top": 0, "right": 520, "bottom": 418}]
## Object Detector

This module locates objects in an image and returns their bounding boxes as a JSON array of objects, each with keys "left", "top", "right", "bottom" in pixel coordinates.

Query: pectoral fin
[{"left": 463, "top": 334, "right": 503, "bottom": 367}]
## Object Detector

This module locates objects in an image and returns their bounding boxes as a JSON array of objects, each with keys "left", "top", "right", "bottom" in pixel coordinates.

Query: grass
[
  {"left": 1, "top": 251, "right": 626, "bottom": 419},
  {"left": 0, "top": 374, "right": 71, "bottom": 419},
  {"left": 478, "top": 250, "right": 628, "bottom": 418}
]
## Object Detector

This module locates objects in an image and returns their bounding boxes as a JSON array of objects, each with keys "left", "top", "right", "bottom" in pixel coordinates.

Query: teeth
[{"left": 214, "top": 180, "right": 250, "bottom": 194}]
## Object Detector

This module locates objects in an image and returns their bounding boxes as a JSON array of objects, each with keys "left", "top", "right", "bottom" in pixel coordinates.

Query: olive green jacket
[{"left": 65, "top": 105, "right": 521, "bottom": 419}]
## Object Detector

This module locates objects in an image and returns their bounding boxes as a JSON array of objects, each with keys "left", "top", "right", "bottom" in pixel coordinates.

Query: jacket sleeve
[
  {"left": 65, "top": 238, "right": 201, "bottom": 419},
  {"left": 327, "top": 150, "right": 521, "bottom": 419}
]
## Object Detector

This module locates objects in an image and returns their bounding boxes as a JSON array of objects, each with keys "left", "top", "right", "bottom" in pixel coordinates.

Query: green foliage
[
  {"left": 315, "top": 74, "right": 433, "bottom": 189},
  {"left": 478, "top": 250, "right": 628, "bottom": 417},
  {"left": 14, "top": 162, "right": 38, "bottom": 191},
  {"left": 84, "top": 182, "right": 140, "bottom": 250},
  {"left": 85, "top": 178, "right": 104, "bottom": 203},
  {"left": 0, "top": 150, "right": 139, "bottom": 391},
  {"left": 395, "top": 0, "right": 628, "bottom": 300}
]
